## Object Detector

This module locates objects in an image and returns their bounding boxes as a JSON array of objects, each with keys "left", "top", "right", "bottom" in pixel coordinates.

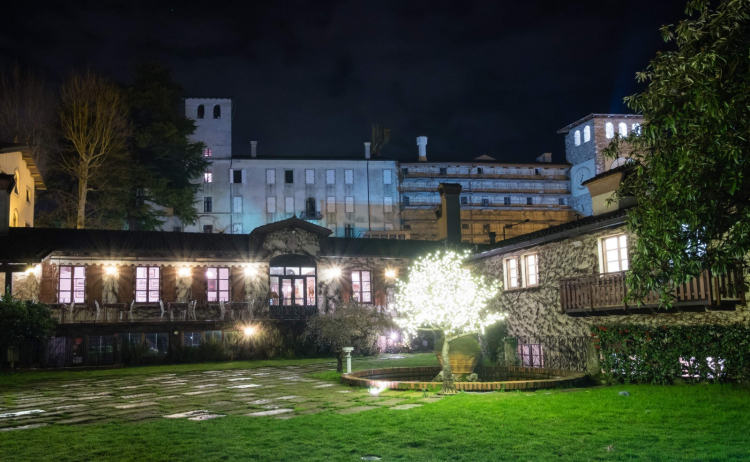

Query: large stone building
[
  {"left": 0, "top": 143, "right": 45, "bottom": 228},
  {"left": 161, "top": 98, "right": 400, "bottom": 238}
]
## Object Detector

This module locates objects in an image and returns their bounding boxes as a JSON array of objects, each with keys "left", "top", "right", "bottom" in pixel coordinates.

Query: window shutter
[
  {"left": 191, "top": 266, "right": 206, "bottom": 307},
  {"left": 326, "top": 197, "right": 336, "bottom": 213},
  {"left": 229, "top": 169, "right": 234, "bottom": 183},
  {"left": 340, "top": 271, "right": 352, "bottom": 303},
  {"left": 86, "top": 264, "right": 102, "bottom": 305},
  {"left": 118, "top": 265, "right": 134, "bottom": 304},
  {"left": 373, "top": 269, "right": 387, "bottom": 307},
  {"left": 232, "top": 267, "right": 245, "bottom": 302},
  {"left": 241, "top": 170, "right": 246, "bottom": 184},
  {"left": 162, "top": 266, "right": 176, "bottom": 303},
  {"left": 39, "top": 262, "right": 57, "bottom": 303}
]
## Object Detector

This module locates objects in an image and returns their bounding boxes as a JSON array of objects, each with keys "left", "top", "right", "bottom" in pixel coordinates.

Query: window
[
  {"left": 583, "top": 125, "right": 591, "bottom": 142},
  {"left": 184, "top": 332, "right": 202, "bottom": 347},
  {"left": 574, "top": 130, "right": 581, "bottom": 146},
  {"left": 232, "top": 169, "right": 243, "bottom": 183},
  {"left": 213, "top": 105, "right": 221, "bottom": 119},
  {"left": 506, "top": 258, "right": 519, "bottom": 289},
  {"left": 504, "top": 197, "right": 511, "bottom": 205},
  {"left": 305, "top": 197, "right": 316, "bottom": 215},
  {"left": 136, "top": 266, "right": 160, "bottom": 303},
  {"left": 285, "top": 197, "right": 295, "bottom": 213},
  {"left": 58, "top": 266, "right": 85, "bottom": 304},
  {"left": 403, "top": 224, "right": 411, "bottom": 230},
  {"left": 25, "top": 187, "right": 31, "bottom": 204},
  {"left": 383, "top": 170, "right": 392, "bottom": 185},
  {"left": 326, "top": 169, "right": 335, "bottom": 184},
  {"left": 327, "top": 197, "right": 336, "bottom": 213},
  {"left": 266, "top": 169, "right": 276, "bottom": 184},
  {"left": 526, "top": 197, "right": 533, "bottom": 205},
  {"left": 269, "top": 263, "right": 316, "bottom": 307},
  {"left": 306, "top": 169, "right": 315, "bottom": 184},
  {"left": 481, "top": 197, "right": 490, "bottom": 207},
  {"left": 120, "top": 333, "right": 142, "bottom": 348},
  {"left": 197, "top": 105, "right": 204, "bottom": 119},
  {"left": 460, "top": 196, "right": 468, "bottom": 205},
  {"left": 233, "top": 196, "right": 243, "bottom": 213},
  {"left": 144, "top": 333, "right": 168, "bottom": 356},
  {"left": 351, "top": 270, "right": 372, "bottom": 303},
  {"left": 403, "top": 196, "right": 410, "bottom": 206},
  {"left": 205, "top": 331, "right": 222, "bottom": 342},
  {"left": 525, "top": 254, "right": 539, "bottom": 286},
  {"left": 518, "top": 343, "right": 543, "bottom": 367},
  {"left": 461, "top": 223, "right": 470, "bottom": 230},
  {"left": 173, "top": 226, "right": 182, "bottom": 232},
  {"left": 384, "top": 197, "right": 393, "bottom": 213},
  {"left": 204, "top": 168, "right": 212, "bottom": 183},
  {"left": 439, "top": 167, "right": 447, "bottom": 175},
  {"left": 482, "top": 223, "right": 490, "bottom": 234},
  {"left": 266, "top": 197, "right": 276, "bottom": 213},
  {"left": 602, "top": 235, "right": 629, "bottom": 273},
  {"left": 558, "top": 198, "right": 566, "bottom": 205},
  {"left": 345, "top": 169, "right": 353, "bottom": 185},
  {"left": 206, "top": 267, "right": 229, "bottom": 302},
  {"left": 618, "top": 122, "right": 627, "bottom": 137},
  {"left": 476, "top": 167, "right": 483, "bottom": 174},
  {"left": 402, "top": 167, "right": 409, "bottom": 175},
  {"left": 345, "top": 223, "right": 354, "bottom": 238},
  {"left": 203, "top": 148, "right": 212, "bottom": 157},
  {"left": 605, "top": 122, "right": 614, "bottom": 139},
  {"left": 285, "top": 170, "right": 294, "bottom": 184},
  {"left": 345, "top": 196, "right": 354, "bottom": 213},
  {"left": 203, "top": 197, "right": 212, "bottom": 212},
  {"left": 203, "top": 225, "right": 213, "bottom": 233}
]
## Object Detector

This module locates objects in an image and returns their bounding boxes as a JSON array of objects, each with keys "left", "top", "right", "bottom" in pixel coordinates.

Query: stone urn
[{"left": 435, "top": 335, "right": 482, "bottom": 374}]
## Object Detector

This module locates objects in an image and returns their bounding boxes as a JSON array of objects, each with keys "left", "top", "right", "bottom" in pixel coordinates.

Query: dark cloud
[{"left": 1, "top": 0, "right": 687, "bottom": 163}]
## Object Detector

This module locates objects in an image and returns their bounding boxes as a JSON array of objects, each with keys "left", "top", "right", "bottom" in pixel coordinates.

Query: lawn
[{"left": 1, "top": 355, "right": 749, "bottom": 461}]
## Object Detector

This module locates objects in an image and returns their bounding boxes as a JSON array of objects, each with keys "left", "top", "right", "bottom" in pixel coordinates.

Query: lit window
[
  {"left": 184, "top": 332, "right": 202, "bottom": 347},
  {"left": 632, "top": 123, "right": 641, "bottom": 135},
  {"left": 197, "top": 105, "right": 204, "bottom": 119},
  {"left": 213, "top": 105, "right": 221, "bottom": 119},
  {"left": 583, "top": 126, "right": 591, "bottom": 142},
  {"left": 352, "top": 270, "right": 372, "bottom": 303},
  {"left": 345, "top": 169, "right": 353, "bottom": 185},
  {"left": 59, "top": 266, "right": 85, "bottom": 304},
  {"left": 206, "top": 267, "right": 229, "bottom": 302},
  {"left": 136, "top": 266, "right": 160, "bottom": 303},
  {"left": 266, "top": 169, "right": 276, "bottom": 184},
  {"left": 345, "top": 196, "right": 354, "bottom": 213},
  {"left": 518, "top": 343, "right": 543, "bottom": 367},
  {"left": 383, "top": 170, "right": 392, "bottom": 185},
  {"left": 525, "top": 254, "right": 539, "bottom": 286},
  {"left": 203, "top": 148, "right": 212, "bottom": 157},
  {"left": 269, "top": 265, "right": 316, "bottom": 306},
  {"left": 619, "top": 122, "right": 627, "bottom": 137},
  {"left": 326, "top": 169, "right": 335, "bottom": 184},
  {"left": 605, "top": 122, "right": 614, "bottom": 139},
  {"left": 506, "top": 258, "right": 519, "bottom": 289},
  {"left": 574, "top": 130, "right": 581, "bottom": 146},
  {"left": 305, "top": 169, "right": 315, "bottom": 184},
  {"left": 602, "top": 235, "right": 629, "bottom": 273},
  {"left": 204, "top": 168, "right": 212, "bottom": 183},
  {"left": 266, "top": 197, "right": 276, "bottom": 213}
]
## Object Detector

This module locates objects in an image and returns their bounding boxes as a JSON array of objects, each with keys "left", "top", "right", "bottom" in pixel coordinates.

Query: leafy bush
[
  {"left": 592, "top": 324, "right": 750, "bottom": 384},
  {"left": 0, "top": 294, "right": 56, "bottom": 367}
]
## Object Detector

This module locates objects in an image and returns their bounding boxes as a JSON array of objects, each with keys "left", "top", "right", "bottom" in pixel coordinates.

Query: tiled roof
[
  {"left": 581, "top": 164, "right": 634, "bottom": 186},
  {"left": 0, "top": 228, "right": 257, "bottom": 263},
  {"left": 249, "top": 217, "right": 333, "bottom": 237}
]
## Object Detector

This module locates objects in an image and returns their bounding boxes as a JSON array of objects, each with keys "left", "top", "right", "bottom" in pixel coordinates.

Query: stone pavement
[{"left": 0, "top": 361, "right": 438, "bottom": 431}]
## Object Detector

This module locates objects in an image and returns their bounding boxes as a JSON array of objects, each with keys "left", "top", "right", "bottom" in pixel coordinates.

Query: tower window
[
  {"left": 618, "top": 122, "right": 627, "bottom": 137},
  {"left": 460, "top": 196, "right": 468, "bottom": 205},
  {"left": 526, "top": 197, "right": 533, "bottom": 205},
  {"left": 605, "top": 122, "right": 614, "bottom": 139},
  {"left": 439, "top": 167, "right": 447, "bottom": 175},
  {"left": 213, "top": 105, "right": 221, "bottom": 119},
  {"left": 504, "top": 197, "right": 511, "bottom": 205},
  {"left": 583, "top": 126, "right": 591, "bottom": 142},
  {"left": 574, "top": 130, "right": 581, "bottom": 146},
  {"left": 285, "top": 170, "right": 294, "bottom": 184},
  {"left": 197, "top": 105, "right": 204, "bottom": 119}
]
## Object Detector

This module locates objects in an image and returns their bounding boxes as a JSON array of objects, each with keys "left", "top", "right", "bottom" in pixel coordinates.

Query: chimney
[
  {"left": 435, "top": 183, "right": 462, "bottom": 245},
  {"left": 0, "top": 173, "right": 16, "bottom": 236},
  {"left": 251, "top": 141, "right": 257, "bottom": 158},
  {"left": 364, "top": 142, "right": 371, "bottom": 159},
  {"left": 536, "top": 152, "right": 552, "bottom": 163},
  {"left": 417, "top": 136, "right": 428, "bottom": 162}
]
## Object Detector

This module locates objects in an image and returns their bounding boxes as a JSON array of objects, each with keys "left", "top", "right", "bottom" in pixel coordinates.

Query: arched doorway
[{"left": 269, "top": 254, "right": 317, "bottom": 319}]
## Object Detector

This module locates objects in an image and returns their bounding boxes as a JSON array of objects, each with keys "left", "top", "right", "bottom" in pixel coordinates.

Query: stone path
[{"left": 0, "top": 361, "right": 434, "bottom": 431}]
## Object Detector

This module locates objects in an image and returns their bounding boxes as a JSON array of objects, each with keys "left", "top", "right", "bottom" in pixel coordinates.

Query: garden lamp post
[{"left": 342, "top": 347, "right": 354, "bottom": 373}]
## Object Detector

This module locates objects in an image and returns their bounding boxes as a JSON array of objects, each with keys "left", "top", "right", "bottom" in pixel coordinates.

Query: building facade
[
  {"left": 161, "top": 98, "right": 400, "bottom": 238},
  {"left": 0, "top": 144, "right": 45, "bottom": 228}
]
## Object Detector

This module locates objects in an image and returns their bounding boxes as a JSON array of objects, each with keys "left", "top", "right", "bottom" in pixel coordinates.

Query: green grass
[{"left": 1, "top": 355, "right": 749, "bottom": 461}]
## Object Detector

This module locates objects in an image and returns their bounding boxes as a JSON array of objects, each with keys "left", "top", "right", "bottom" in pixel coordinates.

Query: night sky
[{"left": 2, "top": 0, "right": 688, "bottom": 163}]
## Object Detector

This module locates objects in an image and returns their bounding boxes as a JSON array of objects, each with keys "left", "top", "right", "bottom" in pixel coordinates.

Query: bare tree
[
  {"left": 0, "top": 65, "right": 55, "bottom": 170},
  {"left": 59, "top": 71, "right": 130, "bottom": 229}
]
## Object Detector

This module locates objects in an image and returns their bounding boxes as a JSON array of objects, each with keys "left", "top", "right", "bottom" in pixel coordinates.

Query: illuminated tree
[{"left": 396, "top": 251, "right": 504, "bottom": 394}]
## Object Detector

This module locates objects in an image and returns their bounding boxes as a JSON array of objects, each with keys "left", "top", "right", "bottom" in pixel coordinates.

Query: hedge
[{"left": 591, "top": 324, "right": 750, "bottom": 384}]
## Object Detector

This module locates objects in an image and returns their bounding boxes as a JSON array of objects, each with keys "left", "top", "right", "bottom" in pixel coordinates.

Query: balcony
[
  {"left": 560, "top": 269, "right": 746, "bottom": 316},
  {"left": 299, "top": 211, "right": 323, "bottom": 221}
]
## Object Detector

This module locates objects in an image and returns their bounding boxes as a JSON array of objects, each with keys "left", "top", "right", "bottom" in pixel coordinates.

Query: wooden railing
[{"left": 560, "top": 269, "right": 746, "bottom": 315}]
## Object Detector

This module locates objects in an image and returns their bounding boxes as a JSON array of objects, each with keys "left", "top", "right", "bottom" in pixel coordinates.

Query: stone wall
[
  {"left": 474, "top": 225, "right": 750, "bottom": 338},
  {"left": 11, "top": 270, "right": 40, "bottom": 301}
]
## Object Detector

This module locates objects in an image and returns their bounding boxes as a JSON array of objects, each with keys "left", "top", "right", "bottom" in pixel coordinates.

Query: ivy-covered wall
[{"left": 474, "top": 225, "right": 750, "bottom": 339}]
